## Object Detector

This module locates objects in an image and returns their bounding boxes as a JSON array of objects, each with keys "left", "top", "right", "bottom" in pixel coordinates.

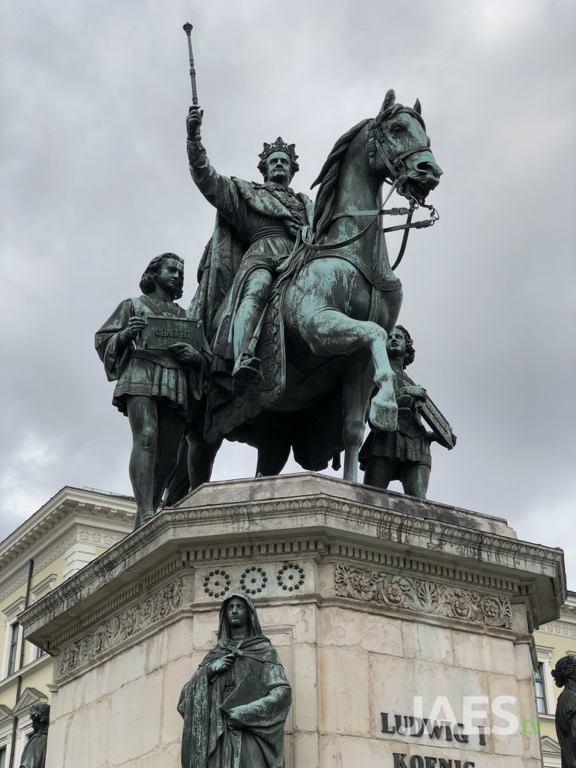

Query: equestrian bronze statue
[{"left": 185, "top": 89, "right": 442, "bottom": 485}]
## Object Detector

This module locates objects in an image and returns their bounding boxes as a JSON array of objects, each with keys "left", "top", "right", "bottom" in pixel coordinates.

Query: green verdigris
[
  {"left": 360, "top": 325, "right": 456, "bottom": 498},
  {"left": 552, "top": 655, "right": 576, "bottom": 767},
  {"left": 95, "top": 254, "right": 206, "bottom": 528},
  {"left": 199, "top": 90, "right": 443, "bottom": 482},
  {"left": 178, "top": 594, "right": 291, "bottom": 768},
  {"left": 186, "top": 108, "right": 314, "bottom": 389},
  {"left": 168, "top": 109, "right": 314, "bottom": 493}
]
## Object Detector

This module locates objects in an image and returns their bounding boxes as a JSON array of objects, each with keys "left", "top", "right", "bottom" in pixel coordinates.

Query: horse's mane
[{"left": 310, "top": 118, "right": 371, "bottom": 240}]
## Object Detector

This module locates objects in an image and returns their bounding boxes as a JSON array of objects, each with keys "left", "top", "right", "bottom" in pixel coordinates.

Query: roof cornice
[{"left": 0, "top": 486, "right": 135, "bottom": 572}]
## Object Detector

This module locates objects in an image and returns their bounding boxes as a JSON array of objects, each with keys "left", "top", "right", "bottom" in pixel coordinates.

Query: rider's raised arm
[{"left": 186, "top": 106, "right": 240, "bottom": 219}]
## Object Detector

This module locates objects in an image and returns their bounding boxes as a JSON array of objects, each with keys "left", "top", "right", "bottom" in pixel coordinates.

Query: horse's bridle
[{"left": 302, "top": 116, "right": 439, "bottom": 269}]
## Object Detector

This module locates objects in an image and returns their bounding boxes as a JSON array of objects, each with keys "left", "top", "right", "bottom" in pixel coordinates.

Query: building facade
[{"left": 0, "top": 487, "right": 134, "bottom": 768}]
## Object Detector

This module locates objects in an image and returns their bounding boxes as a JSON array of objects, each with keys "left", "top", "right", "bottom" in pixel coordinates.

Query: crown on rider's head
[{"left": 258, "top": 137, "right": 300, "bottom": 178}]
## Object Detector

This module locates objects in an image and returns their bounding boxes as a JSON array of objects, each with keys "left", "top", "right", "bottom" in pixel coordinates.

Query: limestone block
[
  {"left": 446, "top": 663, "right": 490, "bottom": 704},
  {"left": 319, "top": 734, "right": 391, "bottom": 767},
  {"left": 520, "top": 731, "right": 544, "bottom": 760},
  {"left": 190, "top": 607, "right": 220, "bottom": 649},
  {"left": 486, "top": 672, "right": 520, "bottom": 713},
  {"left": 319, "top": 606, "right": 403, "bottom": 657},
  {"left": 44, "top": 717, "right": 67, "bottom": 768},
  {"left": 86, "top": 640, "right": 147, "bottom": 703},
  {"left": 146, "top": 617, "right": 193, "bottom": 672},
  {"left": 292, "top": 731, "right": 319, "bottom": 768},
  {"left": 318, "top": 646, "right": 370, "bottom": 735},
  {"left": 401, "top": 621, "right": 454, "bottom": 665},
  {"left": 161, "top": 656, "right": 198, "bottom": 746},
  {"left": 291, "top": 643, "right": 319, "bottom": 732},
  {"left": 369, "top": 653, "right": 416, "bottom": 735},
  {"left": 459, "top": 756, "right": 526, "bottom": 768},
  {"left": 486, "top": 635, "right": 517, "bottom": 676},
  {"left": 63, "top": 695, "right": 111, "bottom": 768},
  {"left": 318, "top": 562, "right": 336, "bottom": 599},
  {"left": 452, "top": 630, "right": 490, "bottom": 672},
  {"left": 517, "top": 678, "right": 542, "bottom": 758},
  {"left": 54, "top": 672, "right": 88, "bottom": 718},
  {"left": 513, "top": 641, "right": 535, "bottom": 681},
  {"left": 410, "top": 659, "right": 452, "bottom": 708},
  {"left": 260, "top": 602, "right": 317, "bottom": 644},
  {"left": 510, "top": 601, "right": 530, "bottom": 634},
  {"left": 115, "top": 741, "right": 180, "bottom": 768},
  {"left": 107, "top": 669, "right": 163, "bottom": 766}
]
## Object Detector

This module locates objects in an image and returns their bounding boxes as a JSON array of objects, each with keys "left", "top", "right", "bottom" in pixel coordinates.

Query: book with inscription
[
  {"left": 220, "top": 669, "right": 268, "bottom": 714},
  {"left": 418, "top": 395, "right": 456, "bottom": 450},
  {"left": 141, "top": 316, "right": 207, "bottom": 352}
]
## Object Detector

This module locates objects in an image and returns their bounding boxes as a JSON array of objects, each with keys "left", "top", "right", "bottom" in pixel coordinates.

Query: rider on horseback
[{"left": 186, "top": 107, "right": 313, "bottom": 392}]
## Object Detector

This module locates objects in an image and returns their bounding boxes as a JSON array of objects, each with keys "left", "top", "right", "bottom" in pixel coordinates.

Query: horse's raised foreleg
[{"left": 298, "top": 307, "right": 398, "bottom": 436}]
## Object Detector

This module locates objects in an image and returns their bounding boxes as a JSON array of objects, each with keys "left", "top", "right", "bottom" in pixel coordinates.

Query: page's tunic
[{"left": 95, "top": 295, "right": 193, "bottom": 418}]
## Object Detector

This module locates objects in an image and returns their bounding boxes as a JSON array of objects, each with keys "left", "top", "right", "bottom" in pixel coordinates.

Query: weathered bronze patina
[
  {"left": 167, "top": 107, "right": 314, "bottom": 499},
  {"left": 95, "top": 253, "right": 206, "bottom": 528},
  {"left": 19, "top": 704, "right": 50, "bottom": 768},
  {"left": 552, "top": 655, "right": 576, "bottom": 767},
  {"left": 360, "top": 325, "right": 455, "bottom": 498},
  {"left": 186, "top": 109, "right": 314, "bottom": 389},
  {"left": 178, "top": 593, "right": 291, "bottom": 768},
  {"left": 189, "top": 91, "right": 442, "bottom": 483}
]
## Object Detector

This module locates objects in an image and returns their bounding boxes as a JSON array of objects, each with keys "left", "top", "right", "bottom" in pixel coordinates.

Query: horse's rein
[{"left": 302, "top": 130, "right": 439, "bottom": 268}]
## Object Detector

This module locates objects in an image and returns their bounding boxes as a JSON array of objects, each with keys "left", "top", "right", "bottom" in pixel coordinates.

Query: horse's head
[{"left": 369, "top": 89, "right": 442, "bottom": 205}]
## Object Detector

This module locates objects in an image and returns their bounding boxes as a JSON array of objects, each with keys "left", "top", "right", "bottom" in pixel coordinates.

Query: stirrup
[{"left": 232, "top": 354, "right": 262, "bottom": 387}]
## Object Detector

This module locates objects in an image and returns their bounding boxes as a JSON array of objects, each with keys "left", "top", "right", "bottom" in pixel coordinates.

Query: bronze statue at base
[
  {"left": 360, "top": 325, "right": 455, "bottom": 499},
  {"left": 19, "top": 704, "right": 50, "bottom": 768},
  {"left": 95, "top": 253, "right": 206, "bottom": 529},
  {"left": 178, "top": 593, "right": 291, "bottom": 768},
  {"left": 552, "top": 655, "right": 576, "bottom": 767}
]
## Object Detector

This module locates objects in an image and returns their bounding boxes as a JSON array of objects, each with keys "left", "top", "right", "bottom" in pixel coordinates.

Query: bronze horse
[
  {"left": 167, "top": 90, "right": 442, "bottom": 501},
  {"left": 245, "top": 89, "right": 442, "bottom": 481}
]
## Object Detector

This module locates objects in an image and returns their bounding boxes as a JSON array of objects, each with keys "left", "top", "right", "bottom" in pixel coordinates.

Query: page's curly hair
[
  {"left": 139, "top": 252, "right": 184, "bottom": 300},
  {"left": 395, "top": 325, "right": 415, "bottom": 368},
  {"left": 552, "top": 655, "right": 576, "bottom": 687}
]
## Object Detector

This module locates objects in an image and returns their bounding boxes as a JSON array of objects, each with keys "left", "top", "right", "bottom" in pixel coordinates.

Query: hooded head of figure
[{"left": 217, "top": 592, "right": 263, "bottom": 645}]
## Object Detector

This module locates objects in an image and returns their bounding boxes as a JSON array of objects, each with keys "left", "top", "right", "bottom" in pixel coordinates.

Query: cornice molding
[
  {"left": 539, "top": 621, "right": 576, "bottom": 639},
  {"left": 18, "top": 476, "right": 565, "bottom": 646},
  {"left": 0, "top": 527, "right": 128, "bottom": 605},
  {"left": 0, "top": 486, "right": 135, "bottom": 573}
]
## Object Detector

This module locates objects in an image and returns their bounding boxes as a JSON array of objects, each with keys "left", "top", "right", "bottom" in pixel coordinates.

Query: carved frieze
[
  {"left": 334, "top": 563, "right": 511, "bottom": 628},
  {"left": 201, "top": 562, "right": 307, "bottom": 599},
  {"left": 540, "top": 621, "right": 576, "bottom": 638},
  {"left": 56, "top": 578, "right": 183, "bottom": 681}
]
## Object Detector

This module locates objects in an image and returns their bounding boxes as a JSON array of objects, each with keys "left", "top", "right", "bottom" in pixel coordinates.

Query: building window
[
  {"left": 34, "top": 645, "right": 45, "bottom": 661},
  {"left": 0, "top": 745, "right": 7, "bottom": 768},
  {"left": 535, "top": 661, "right": 548, "bottom": 714},
  {"left": 7, "top": 622, "right": 20, "bottom": 676}
]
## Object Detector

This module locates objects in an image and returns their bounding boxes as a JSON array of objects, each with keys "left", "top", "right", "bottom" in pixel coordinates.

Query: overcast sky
[{"left": 1, "top": 1, "right": 575, "bottom": 589}]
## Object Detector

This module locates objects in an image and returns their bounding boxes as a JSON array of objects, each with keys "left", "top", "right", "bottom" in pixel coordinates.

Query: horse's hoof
[{"left": 369, "top": 400, "right": 398, "bottom": 432}]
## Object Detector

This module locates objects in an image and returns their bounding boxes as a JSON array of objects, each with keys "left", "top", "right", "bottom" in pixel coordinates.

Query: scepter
[{"left": 183, "top": 22, "right": 198, "bottom": 105}]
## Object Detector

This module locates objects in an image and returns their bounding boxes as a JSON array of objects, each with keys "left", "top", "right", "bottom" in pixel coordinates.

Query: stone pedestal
[{"left": 20, "top": 474, "right": 565, "bottom": 768}]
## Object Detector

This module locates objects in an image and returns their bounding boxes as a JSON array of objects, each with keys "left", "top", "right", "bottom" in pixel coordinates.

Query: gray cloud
[{"left": 1, "top": 0, "right": 575, "bottom": 586}]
